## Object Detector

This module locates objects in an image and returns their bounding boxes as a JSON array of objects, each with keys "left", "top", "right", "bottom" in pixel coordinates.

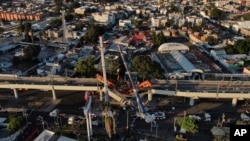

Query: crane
[
  {"left": 99, "top": 36, "right": 109, "bottom": 102},
  {"left": 117, "top": 45, "right": 155, "bottom": 123}
]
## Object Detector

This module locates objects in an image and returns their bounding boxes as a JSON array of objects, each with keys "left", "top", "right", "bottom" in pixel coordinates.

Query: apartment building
[
  {"left": 92, "top": 11, "right": 116, "bottom": 25},
  {"left": 151, "top": 16, "right": 168, "bottom": 27}
]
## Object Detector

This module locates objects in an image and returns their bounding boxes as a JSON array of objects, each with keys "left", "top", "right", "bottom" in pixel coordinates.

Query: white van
[{"left": 68, "top": 116, "right": 76, "bottom": 125}]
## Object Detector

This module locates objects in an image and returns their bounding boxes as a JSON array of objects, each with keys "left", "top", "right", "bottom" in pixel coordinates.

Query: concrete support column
[
  {"left": 99, "top": 89, "right": 103, "bottom": 101},
  {"left": 52, "top": 89, "right": 56, "bottom": 100},
  {"left": 232, "top": 98, "right": 237, "bottom": 107},
  {"left": 189, "top": 98, "right": 195, "bottom": 106},
  {"left": 13, "top": 88, "right": 18, "bottom": 98},
  {"left": 148, "top": 90, "right": 153, "bottom": 101}
]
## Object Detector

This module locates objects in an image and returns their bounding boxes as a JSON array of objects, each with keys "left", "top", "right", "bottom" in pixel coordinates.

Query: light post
[
  {"left": 49, "top": 109, "right": 60, "bottom": 125},
  {"left": 22, "top": 108, "right": 28, "bottom": 123},
  {"left": 151, "top": 121, "right": 152, "bottom": 133},
  {"left": 174, "top": 118, "right": 177, "bottom": 132},
  {"left": 155, "top": 123, "right": 158, "bottom": 138},
  {"left": 37, "top": 115, "right": 48, "bottom": 130},
  {"left": 126, "top": 110, "right": 129, "bottom": 129},
  {"left": 175, "top": 80, "right": 178, "bottom": 91},
  {"left": 83, "top": 95, "right": 92, "bottom": 141}
]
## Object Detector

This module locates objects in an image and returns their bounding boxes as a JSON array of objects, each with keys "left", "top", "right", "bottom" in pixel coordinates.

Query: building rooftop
[{"left": 34, "top": 129, "right": 55, "bottom": 141}]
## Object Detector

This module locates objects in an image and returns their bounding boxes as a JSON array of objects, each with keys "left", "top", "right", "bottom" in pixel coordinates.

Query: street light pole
[
  {"left": 155, "top": 123, "right": 158, "bottom": 138},
  {"left": 126, "top": 110, "right": 129, "bottom": 129}
]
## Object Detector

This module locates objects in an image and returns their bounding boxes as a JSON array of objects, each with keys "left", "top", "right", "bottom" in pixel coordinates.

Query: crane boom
[
  {"left": 99, "top": 36, "right": 109, "bottom": 102},
  {"left": 117, "top": 45, "right": 155, "bottom": 123}
]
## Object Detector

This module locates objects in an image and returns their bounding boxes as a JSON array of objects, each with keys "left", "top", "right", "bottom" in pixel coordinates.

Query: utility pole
[{"left": 61, "top": 9, "right": 68, "bottom": 45}]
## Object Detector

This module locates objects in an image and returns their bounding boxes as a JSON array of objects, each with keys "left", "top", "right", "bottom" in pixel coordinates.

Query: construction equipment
[{"left": 117, "top": 45, "right": 155, "bottom": 123}]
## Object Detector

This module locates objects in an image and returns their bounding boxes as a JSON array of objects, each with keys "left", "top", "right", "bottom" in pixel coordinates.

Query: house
[
  {"left": 74, "top": 6, "right": 88, "bottom": 15},
  {"left": 128, "top": 32, "right": 147, "bottom": 46},
  {"left": 119, "top": 19, "right": 132, "bottom": 27},
  {"left": 37, "top": 57, "right": 62, "bottom": 76}
]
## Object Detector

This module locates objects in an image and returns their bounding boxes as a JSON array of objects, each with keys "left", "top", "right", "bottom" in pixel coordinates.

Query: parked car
[{"left": 154, "top": 111, "right": 166, "bottom": 120}]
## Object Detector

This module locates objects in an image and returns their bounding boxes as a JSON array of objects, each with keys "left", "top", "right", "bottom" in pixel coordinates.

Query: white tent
[
  {"left": 241, "top": 113, "right": 250, "bottom": 121},
  {"left": 211, "top": 126, "right": 225, "bottom": 136},
  {"left": 204, "top": 113, "right": 211, "bottom": 121}
]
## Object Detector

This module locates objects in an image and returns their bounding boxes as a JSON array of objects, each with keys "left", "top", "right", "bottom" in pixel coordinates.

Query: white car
[
  {"left": 49, "top": 109, "right": 60, "bottom": 117},
  {"left": 154, "top": 111, "right": 166, "bottom": 120},
  {"left": 189, "top": 115, "right": 202, "bottom": 121}
]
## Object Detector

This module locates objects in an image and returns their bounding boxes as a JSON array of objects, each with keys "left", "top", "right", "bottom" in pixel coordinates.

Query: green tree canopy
[
  {"left": 12, "top": 56, "right": 21, "bottom": 68},
  {"left": 206, "top": 36, "right": 218, "bottom": 45},
  {"left": 49, "top": 18, "right": 62, "bottom": 27},
  {"left": 209, "top": 6, "right": 226, "bottom": 20},
  {"left": 133, "top": 20, "right": 148, "bottom": 30},
  {"left": 233, "top": 38, "right": 250, "bottom": 54},
  {"left": 84, "top": 20, "right": 105, "bottom": 43},
  {"left": 152, "top": 31, "right": 166, "bottom": 47},
  {"left": 65, "top": 13, "right": 74, "bottom": 22},
  {"left": 177, "top": 117, "right": 198, "bottom": 134},
  {"left": 225, "top": 38, "right": 250, "bottom": 54},
  {"left": 17, "top": 21, "right": 33, "bottom": 41},
  {"left": 75, "top": 56, "right": 96, "bottom": 77},
  {"left": 7, "top": 115, "right": 25, "bottom": 133},
  {"left": 131, "top": 56, "right": 165, "bottom": 80},
  {"left": 105, "top": 58, "right": 120, "bottom": 75},
  {"left": 0, "top": 27, "right": 4, "bottom": 34}
]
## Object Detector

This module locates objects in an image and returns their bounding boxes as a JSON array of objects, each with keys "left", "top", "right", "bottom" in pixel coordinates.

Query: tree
[
  {"left": 84, "top": 20, "right": 105, "bottom": 43},
  {"left": 12, "top": 56, "right": 21, "bottom": 68},
  {"left": 0, "top": 27, "right": 4, "bottom": 34},
  {"left": 7, "top": 115, "right": 25, "bottom": 133},
  {"left": 23, "top": 45, "right": 41, "bottom": 60},
  {"left": 169, "top": 4, "right": 179, "bottom": 13},
  {"left": 131, "top": 56, "right": 165, "bottom": 80},
  {"left": 77, "top": 36, "right": 85, "bottom": 47},
  {"left": 75, "top": 56, "right": 96, "bottom": 77},
  {"left": 152, "top": 31, "right": 166, "bottom": 47},
  {"left": 133, "top": 20, "right": 146, "bottom": 30},
  {"left": 206, "top": 36, "right": 218, "bottom": 45},
  {"left": 69, "top": 1, "right": 80, "bottom": 12},
  {"left": 49, "top": 18, "right": 62, "bottom": 27},
  {"left": 209, "top": 6, "right": 226, "bottom": 20},
  {"left": 65, "top": 13, "right": 74, "bottom": 22},
  {"left": 105, "top": 58, "right": 120, "bottom": 75},
  {"left": 232, "top": 38, "right": 250, "bottom": 54},
  {"left": 17, "top": 21, "right": 25, "bottom": 36},
  {"left": 177, "top": 117, "right": 198, "bottom": 134}
]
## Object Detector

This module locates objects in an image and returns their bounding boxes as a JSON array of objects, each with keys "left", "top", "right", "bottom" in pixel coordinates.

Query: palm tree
[
  {"left": 17, "top": 21, "right": 24, "bottom": 36},
  {"left": 29, "top": 29, "right": 34, "bottom": 43},
  {"left": 38, "top": 31, "right": 43, "bottom": 42}
]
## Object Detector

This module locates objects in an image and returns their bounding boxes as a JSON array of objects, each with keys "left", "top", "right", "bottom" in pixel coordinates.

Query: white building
[
  {"left": 37, "top": 58, "right": 62, "bottom": 76},
  {"left": 34, "top": 130, "right": 56, "bottom": 141},
  {"left": 186, "top": 16, "right": 203, "bottom": 26},
  {"left": 119, "top": 19, "right": 132, "bottom": 27},
  {"left": 74, "top": 6, "right": 88, "bottom": 15},
  {"left": 92, "top": 11, "right": 116, "bottom": 25},
  {"left": 151, "top": 16, "right": 168, "bottom": 27}
]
